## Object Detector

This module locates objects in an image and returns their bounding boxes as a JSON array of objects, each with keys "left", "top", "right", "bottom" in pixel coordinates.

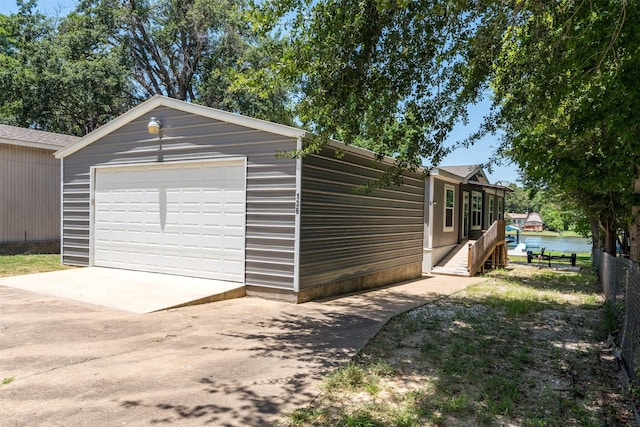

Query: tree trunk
[
  {"left": 604, "top": 219, "right": 616, "bottom": 256},
  {"left": 590, "top": 217, "right": 600, "bottom": 252},
  {"left": 629, "top": 167, "right": 640, "bottom": 262}
]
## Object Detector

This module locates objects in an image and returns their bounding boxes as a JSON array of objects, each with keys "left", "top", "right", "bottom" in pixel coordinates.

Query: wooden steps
[{"left": 431, "top": 240, "right": 475, "bottom": 277}]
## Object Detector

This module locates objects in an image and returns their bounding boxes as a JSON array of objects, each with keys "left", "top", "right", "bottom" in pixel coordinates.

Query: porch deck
[{"left": 431, "top": 220, "right": 508, "bottom": 277}]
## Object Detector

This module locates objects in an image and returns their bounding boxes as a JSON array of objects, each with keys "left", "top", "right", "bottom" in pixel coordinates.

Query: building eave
[
  {"left": 55, "top": 95, "right": 307, "bottom": 159},
  {"left": 325, "top": 140, "right": 426, "bottom": 173},
  {"left": 429, "top": 168, "right": 465, "bottom": 184},
  {"left": 0, "top": 138, "right": 62, "bottom": 151}
]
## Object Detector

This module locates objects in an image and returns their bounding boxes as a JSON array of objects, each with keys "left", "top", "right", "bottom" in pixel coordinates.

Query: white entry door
[{"left": 92, "top": 159, "right": 246, "bottom": 282}]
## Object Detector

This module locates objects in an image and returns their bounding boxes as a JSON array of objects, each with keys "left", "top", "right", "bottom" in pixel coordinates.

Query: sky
[
  {"left": 441, "top": 100, "right": 520, "bottom": 184},
  {"left": 2, "top": 0, "right": 521, "bottom": 184},
  {"left": 1, "top": 0, "right": 74, "bottom": 16},
  {"left": 443, "top": 132, "right": 519, "bottom": 184}
]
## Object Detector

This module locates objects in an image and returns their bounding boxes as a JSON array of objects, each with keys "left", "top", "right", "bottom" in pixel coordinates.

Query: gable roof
[
  {"left": 526, "top": 212, "right": 543, "bottom": 224},
  {"left": 0, "top": 125, "right": 80, "bottom": 151},
  {"left": 55, "top": 95, "right": 307, "bottom": 159},
  {"left": 438, "top": 165, "right": 479, "bottom": 179},
  {"left": 430, "top": 164, "right": 512, "bottom": 192},
  {"left": 431, "top": 164, "right": 488, "bottom": 183},
  {"left": 438, "top": 165, "right": 490, "bottom": 183}
]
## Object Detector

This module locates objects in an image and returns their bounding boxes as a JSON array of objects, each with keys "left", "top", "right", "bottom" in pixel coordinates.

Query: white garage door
[{"left": 93, "top": 159, "right": 246, "bottom": 282}]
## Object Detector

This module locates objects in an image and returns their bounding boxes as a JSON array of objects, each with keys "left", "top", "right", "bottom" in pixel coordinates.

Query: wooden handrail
[{"left": 468, "top": 220, "right": 506, "bottom": 276}]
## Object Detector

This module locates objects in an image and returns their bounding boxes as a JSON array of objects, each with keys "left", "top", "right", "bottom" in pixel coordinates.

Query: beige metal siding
[
  {"left": 62, "top": 106, "right": 297, "bottom": 290},
  {"left": 431, "top": 179, "right": 460, "bottom": 248},
  {"left": 0, "top": 144, "right": 60, "bottom": 243},
  {"left": 299, "top": 146, "right": 424, "bottom": 290}
]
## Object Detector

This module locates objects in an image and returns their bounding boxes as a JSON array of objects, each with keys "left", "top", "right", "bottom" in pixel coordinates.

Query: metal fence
[{"left": 594, "top": 250, "right": 640, "bottom": 379}]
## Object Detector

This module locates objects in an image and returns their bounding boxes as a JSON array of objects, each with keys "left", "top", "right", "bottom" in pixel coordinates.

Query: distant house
[
  {"left": 523, "top": 212, "right": 544, "bottom": 232},
  {"left": 0, "top": 125, "right": 79, "bottom": 254},
  {"left": 508, "top": 213, "right": 528, "bottom": 229},
  {"left": 507, "top": 212, "right": 544, "bottom": 232}
]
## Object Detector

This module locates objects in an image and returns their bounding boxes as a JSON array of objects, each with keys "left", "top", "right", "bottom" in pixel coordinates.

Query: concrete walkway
[{"left": 0, "top": 273, "right": 485, "bottom": 426}]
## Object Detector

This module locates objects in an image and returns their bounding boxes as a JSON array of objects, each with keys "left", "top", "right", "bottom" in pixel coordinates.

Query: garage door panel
[
  {"left": 222, "top": 191, "right": 246, "bottom": 203},
  {"left": 222, "top": 234, "right": 244, "bottom": 246},
  {"left": 223, "top": 214, "right": 245, "bottom": 226},
  {"left": 162, "top": 233, "right": 186, "bottom": 246},
  {"left": 201, "top": 214, "right": 223, "bottom": 225},
  {"left": 94, "top": 160, "right": 246, "bottom": 282}
]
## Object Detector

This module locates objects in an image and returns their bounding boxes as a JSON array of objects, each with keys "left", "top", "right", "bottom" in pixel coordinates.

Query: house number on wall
[{"left": 295, "top": 192, "right": 300, "bottom": 214}]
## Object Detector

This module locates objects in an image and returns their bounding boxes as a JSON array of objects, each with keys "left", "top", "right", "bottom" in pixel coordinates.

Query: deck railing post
[{"left": 468, "top": 220, "right": 508, "bottom": 276}]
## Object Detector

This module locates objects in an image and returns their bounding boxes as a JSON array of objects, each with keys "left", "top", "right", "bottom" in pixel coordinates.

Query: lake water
[{"left": 507, "top": 235, "right": 592, "bottom": 254}]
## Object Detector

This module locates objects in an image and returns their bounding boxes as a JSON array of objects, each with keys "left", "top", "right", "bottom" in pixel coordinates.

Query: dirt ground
[{"left": 287, "top": 263, "right": 637, "bottom": 426}]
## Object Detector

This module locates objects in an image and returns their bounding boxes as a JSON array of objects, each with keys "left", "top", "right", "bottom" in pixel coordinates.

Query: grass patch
[
  {"left": 2, "top": 377, "right": 14, "bottom": 386},
  {"left": 280, "top": 264, "right": 631, "bottom": 426},
  {"left": 287, "top": 407, "right": 328, "bottom": 426},
  {"left": 463, "top": 281, "right": 566, "bottom": 316},
  {"left": 0, "top": 254, "right": 69, "bottom": 277},
  {"left": 324, "top": 361, "right": 393, "bottom": 395}
]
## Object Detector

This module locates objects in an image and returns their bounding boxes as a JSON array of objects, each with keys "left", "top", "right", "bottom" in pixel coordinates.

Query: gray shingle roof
[
  {"left": 0, "top": 124, "right": 80, "bottom": 149},
  {"left": 526, "top": 212, "right": 543, "bottom": 224},
  {"left": 438, "top": 165, "right": 481, "bottom": 178}
]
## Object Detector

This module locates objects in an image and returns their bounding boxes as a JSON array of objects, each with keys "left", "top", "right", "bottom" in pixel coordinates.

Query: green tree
[
  {"left": 0, "top": 0, "right": 133, "bottom": 135},
  {"left": 1, "top": 0, "right": 294, "bottom": 134},
  {"left": 260, "top": 0, "right": 638, "bottom": 256},
  {"left": 255, "top": 0, "right": 510, "bottom": 179},
  {"left": 0, "top": 1, "right": 53, "bottom": 128},
  {"left": 504, "top": 184, "right": 529, "bottom": 214},
  {"left": 491, "top": 1, "right": 640, "bottom": 255},
  {"left": 79, "top": 0, "right": 294, "bottom": 124},
  {"left": 506, "top": 184, "right": 579, "bottom": 232},
  {"left": 538, "top": 193, "right": 575, "bottom": 233}
]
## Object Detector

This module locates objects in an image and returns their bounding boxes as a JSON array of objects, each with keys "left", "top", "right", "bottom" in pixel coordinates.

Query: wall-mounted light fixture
[{"left": 148, "top": 117, "right": 161, "bottom": 135}]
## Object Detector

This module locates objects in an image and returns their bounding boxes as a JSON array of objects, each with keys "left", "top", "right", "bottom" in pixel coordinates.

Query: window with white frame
[
  {"left": 488, "top": 197, "right": 494, "bottom": 225},
  {"left": 444, "top": 184, "right": 455, "bottom": 232},
  {"left": 471, "top": 191, "right": 482, "bottom": 230}
]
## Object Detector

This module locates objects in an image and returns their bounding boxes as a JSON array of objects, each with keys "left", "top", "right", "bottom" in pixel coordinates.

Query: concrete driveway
[
  {"left": 0, "top": 267, "right": 245, "bottom": 313},
  {"left": 0, "top": 272, "right": 485, "bottom": 426}
]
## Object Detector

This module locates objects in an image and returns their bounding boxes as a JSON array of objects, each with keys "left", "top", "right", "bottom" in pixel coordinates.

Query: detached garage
[{"left": 56, "top": 96, "right": 424, "bottom": 302}]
